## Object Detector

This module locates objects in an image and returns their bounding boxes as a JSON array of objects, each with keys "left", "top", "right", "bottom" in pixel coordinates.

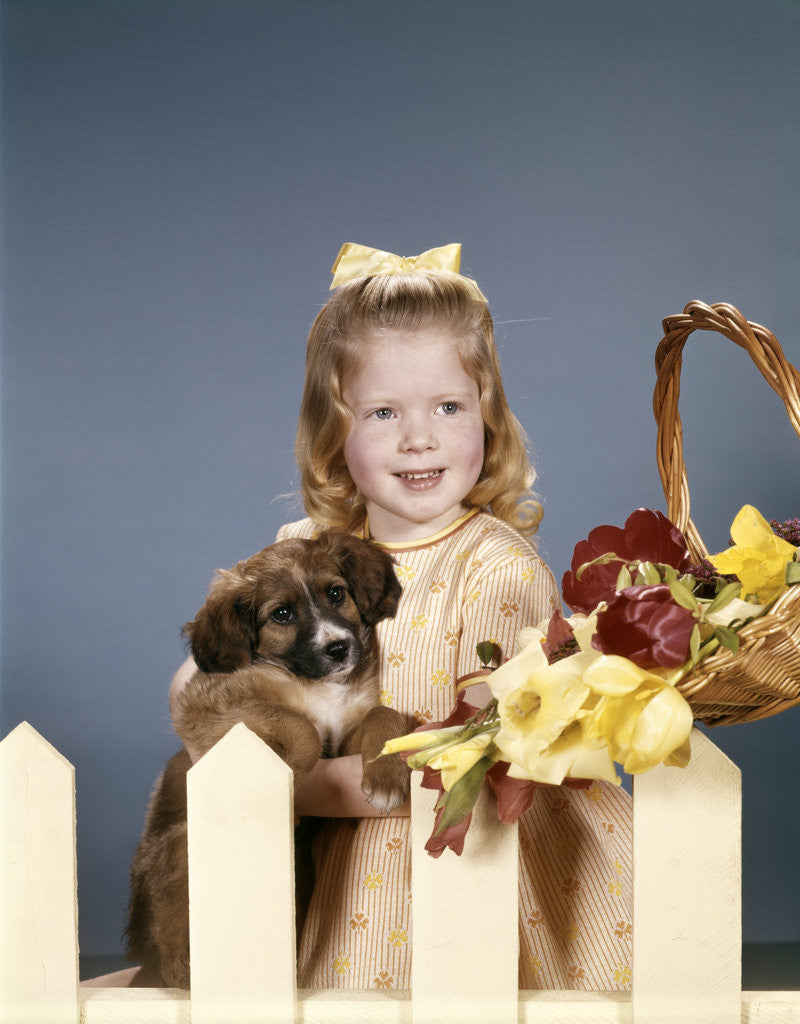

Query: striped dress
[{"left": 278, "top": 509, "right": 632, "bottom": 991}]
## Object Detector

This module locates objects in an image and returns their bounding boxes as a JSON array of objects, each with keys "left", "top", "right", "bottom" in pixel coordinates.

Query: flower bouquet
[{"left": 383, "top": 505, "right": 800, "bottom": 856}]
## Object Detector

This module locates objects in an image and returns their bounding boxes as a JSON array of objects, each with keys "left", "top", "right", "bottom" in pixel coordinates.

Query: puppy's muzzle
[
  {"left": 325, "top": 639, "right": 351, "bottom": 663},
  {"left": 290, "top": 622, "right": 361, "bottom": 679}
]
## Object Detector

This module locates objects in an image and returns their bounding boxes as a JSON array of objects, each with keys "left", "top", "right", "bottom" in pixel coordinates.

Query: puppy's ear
[
  {"left": 182, "top": 566, "right": 257, "bottom": 673},
  {"left": 320, "top": 532, "right": 403, "bottom": 625}
]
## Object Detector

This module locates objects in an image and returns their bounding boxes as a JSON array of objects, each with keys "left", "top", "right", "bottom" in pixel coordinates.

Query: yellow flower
[
  {"left": 705, "top": 596, "right": 766, "bottom": 628},
  {"left": 427, "top": 732, "right": 496, "bottom": 790},
  {"left": 491, "top": 644, "right": 620, "bottom": 785},
  {"left": 380, "top": 727, "right": 460, "bottom": 756},
  {"left": 710, "top": 505, "right": 797, "bottom": 604},
  {"left": 486, "top": 628, "right": 550, "bottom": 701},
  {"left": 485, "top": 629, "right": 692, "bottom": 785},
  {"left": 582, "top": 656, "right": 692, "bottom": 775}
]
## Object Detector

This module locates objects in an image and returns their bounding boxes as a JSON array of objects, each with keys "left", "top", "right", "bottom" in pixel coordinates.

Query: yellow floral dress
[{"left": 277, "top": 509, "right": 632, "bottom": 990}]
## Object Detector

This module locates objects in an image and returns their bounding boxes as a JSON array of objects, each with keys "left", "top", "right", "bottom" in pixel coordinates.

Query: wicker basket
[{"left": 653, "top": 299, "right": 800, "bottom": 726}]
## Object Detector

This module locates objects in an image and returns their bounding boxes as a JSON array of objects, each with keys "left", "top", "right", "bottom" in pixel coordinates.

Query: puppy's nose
[{"left": 325, "top": 639, "right": 350, "bottom": 662}]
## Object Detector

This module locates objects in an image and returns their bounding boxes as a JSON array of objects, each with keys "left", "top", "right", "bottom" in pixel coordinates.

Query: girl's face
[{"left": 342, "top": 329, "right": 485, "bottom": 542}]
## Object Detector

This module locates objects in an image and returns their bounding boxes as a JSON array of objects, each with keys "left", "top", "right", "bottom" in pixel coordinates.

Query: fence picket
[
  {"left": 0, "top": 722, "right": 79, "bottom": 1024},
  {"left": 2, "top": 720, "right": 799, "bottom": 1023},
  {"left": 410, "top": 774, "right": 519, "bottom": 1024},
  {"left": 633, "top": 726, "right": 742, "bottom": 1024},
  {"left": 187, "top": 722, "right": 296, "bottom": 1024}
]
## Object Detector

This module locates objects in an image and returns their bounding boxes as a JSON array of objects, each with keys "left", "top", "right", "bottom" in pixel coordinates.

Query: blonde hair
[{"left": 295, "top": 272, "right": 543, "bottom": 537}]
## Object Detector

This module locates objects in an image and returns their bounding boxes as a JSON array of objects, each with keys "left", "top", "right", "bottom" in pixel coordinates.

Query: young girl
[{"left": 171, "top": 243, "right": 633, "bottom": 991}]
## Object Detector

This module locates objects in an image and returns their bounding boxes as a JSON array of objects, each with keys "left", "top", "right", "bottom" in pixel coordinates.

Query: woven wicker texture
[{"left": 653, "top": 300, "right": 800, "bottom": 726}]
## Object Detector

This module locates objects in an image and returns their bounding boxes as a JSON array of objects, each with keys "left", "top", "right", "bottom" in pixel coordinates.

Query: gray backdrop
[{"left": 2, "top": 0, "right": 798, "bottom": 958}]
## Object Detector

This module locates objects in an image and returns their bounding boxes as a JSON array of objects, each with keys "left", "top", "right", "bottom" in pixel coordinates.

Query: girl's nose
[{"left": 400, "top": 414, "right": 436, "bottom": 452}]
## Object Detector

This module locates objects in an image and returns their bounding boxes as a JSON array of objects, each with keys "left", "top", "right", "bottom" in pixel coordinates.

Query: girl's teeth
[{"left": 399, "top": 471, "right": 441, "bottom": 480}]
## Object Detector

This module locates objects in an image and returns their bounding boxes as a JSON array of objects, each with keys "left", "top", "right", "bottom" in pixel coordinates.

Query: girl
[{"left": 171, "top": 243, "right": 633, "bottom": 991}]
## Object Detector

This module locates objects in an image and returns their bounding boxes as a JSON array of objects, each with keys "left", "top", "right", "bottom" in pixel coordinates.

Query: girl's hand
[
  {"left": 460, "top": 677, "right": 493, "bottom": 707},
  {"left": 294, "top": 755, "right": 411, "bottom": 819}
]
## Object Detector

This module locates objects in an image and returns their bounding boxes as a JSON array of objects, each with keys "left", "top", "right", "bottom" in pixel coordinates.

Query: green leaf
[
  {"left": 475, "top": 641, "right": 497, "bottom": 667},
  {"left": 432, "top": 757, "right": 492, "bottom": 836},
  {"left": 576, "top": 552, "right": 624, "bottom": 580},
  {"left": 639, "top": 561, "right": 663, "bottom": 585},
  {"left": 705, "top": 580, "right": 743, "bottom": 615},
  {"left": 713, "top": 626, "right": 740, "bottom": 655},
  {"left": 689, "top": 623, "right": 702, "bottom": 666},
  {"left": 786, "top": 560, "right": 800, "bottom": 586},
  {"left": 668, "top": 579, "right": 700, "bottom": 613}
]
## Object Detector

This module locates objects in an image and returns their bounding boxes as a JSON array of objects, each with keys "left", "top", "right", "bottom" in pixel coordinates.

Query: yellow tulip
[
  {"left": 380, "top": 727, "right": 461, "bottom": 757},
  {"left": 582, "top": 654, "right": 656, "bottom": 696},
  {"left": 427, "top": 732, "right": 497, "bottom": 791},
  {"left": 582, "top": 658, "right": 693, "bottom": 775},
  {"left": 621, "top": 684, "right": 693, "bottom": 774},
  {"left": 710, "top": 505, "right": 797, "bottom": 604}
]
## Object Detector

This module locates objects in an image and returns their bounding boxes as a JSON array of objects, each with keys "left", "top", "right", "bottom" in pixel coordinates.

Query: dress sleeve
[
  {"left": 455, "top": 549, "right": 560, "bottom": 684},
  {"left": 276, "top": 518, "right": 318, "bottom": 542}
]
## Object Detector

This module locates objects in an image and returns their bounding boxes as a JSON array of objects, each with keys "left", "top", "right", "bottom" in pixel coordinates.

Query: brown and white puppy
[{"left": 126, "top": 531, "right": 412, "bottom": 988}]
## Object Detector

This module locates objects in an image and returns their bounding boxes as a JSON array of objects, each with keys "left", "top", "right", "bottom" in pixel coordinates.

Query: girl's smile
[{"left": 342, "top": 330, "right": 485, "bottom": 542}]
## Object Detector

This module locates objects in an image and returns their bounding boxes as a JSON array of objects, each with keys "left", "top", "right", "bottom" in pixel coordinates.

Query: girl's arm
[
  {"left": 294, "top": 755, "right": 411, "bottom": 818},
  {"left": 169, "top": 656, "right": 203, "bottom": 761},
  {"left": 171, "top": 655, "right": 409, "bottom": 816},
  {"left": 455, "top": 546, "right": 560, "bottom": 693},
  {"left": 460, "top": 677, "right": 493, "bottom": 707}
]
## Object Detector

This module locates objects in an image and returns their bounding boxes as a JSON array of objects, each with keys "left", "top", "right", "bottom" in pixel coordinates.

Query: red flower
[
  {"left": 410, "top": 695, "right": 482, "bottom": 857},
  {"left": 593, "top": 584, "right": 695, "bottom": 668},
  {"left": 420, "top": 766, "right": 474, "bottom": 857},
  {"left": 541, "top": 609, "right": 578, "bottom": 662},
  {"left": 562, "top": 508, "right": 691, "bottom": 614},
  {"left": 486, "top": 761, "right": 541, "bottom": 823}
]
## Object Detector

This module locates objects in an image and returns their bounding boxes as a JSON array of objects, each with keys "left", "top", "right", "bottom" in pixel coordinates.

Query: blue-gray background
[{"left": 2, "top": 0, "right": 798, "bottom": 959}]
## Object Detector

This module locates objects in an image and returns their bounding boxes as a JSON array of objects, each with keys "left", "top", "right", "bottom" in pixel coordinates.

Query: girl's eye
[
  {"left": 438, "top": 401, "right": 460, "bottom": 416},
  {"left": 270, "top": 605, "right": 293, "bottom": 624},
  {"left": 328, "top": 585, "right": 345, "bottom": 605},
  {"left": 373, "top": 408, "right": 394, "bottom": 420}
]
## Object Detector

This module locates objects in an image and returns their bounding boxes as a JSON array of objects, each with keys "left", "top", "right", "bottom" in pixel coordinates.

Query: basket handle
[{"left": 653, "top": 299, "right": 800, "bottom": 561}]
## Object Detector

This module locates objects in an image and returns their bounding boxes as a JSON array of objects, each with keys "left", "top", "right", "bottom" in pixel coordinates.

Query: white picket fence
[{"left": 2, "top": 721, "right": 799, "bottom": 1024}]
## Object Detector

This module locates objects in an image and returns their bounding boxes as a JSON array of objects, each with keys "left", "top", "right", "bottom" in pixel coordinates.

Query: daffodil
[
  {"left": 486, "top": 634, "right": 694, "bottom": 785},
  {"left": 710, "top": 505, "right": 797, "bottom": 604},
  {"left": 490, "top": 646, "right": 620, "bottom": 785}
]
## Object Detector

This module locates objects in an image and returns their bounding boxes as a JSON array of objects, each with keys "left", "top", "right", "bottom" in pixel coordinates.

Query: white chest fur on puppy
[
  {"left": 125, "top": 530, "right": 413, "bottom": 989},
  {"left": 295, "top": 679, "right": 378, "bottom": 757}
]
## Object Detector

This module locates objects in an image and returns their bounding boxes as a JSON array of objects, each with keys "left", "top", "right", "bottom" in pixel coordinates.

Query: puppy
[{"left": 126, "top": 530, "right": 412, "bottom": 988}]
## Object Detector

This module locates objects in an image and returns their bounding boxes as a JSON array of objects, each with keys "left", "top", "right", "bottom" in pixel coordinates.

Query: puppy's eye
[
  {"left": 270, "top": 605, "right": 293, "bottom": 624},
  {"left": 328, "top": 585, "right": 345, "bottom": 605}
]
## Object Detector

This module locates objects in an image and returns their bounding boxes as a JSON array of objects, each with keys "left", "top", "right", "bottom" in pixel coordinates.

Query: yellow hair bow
[{"left": 330, "top": 242, "right": 487, "bottom": 301}]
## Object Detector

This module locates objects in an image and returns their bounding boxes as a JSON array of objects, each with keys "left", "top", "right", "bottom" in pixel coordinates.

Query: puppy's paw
[
  {"left": 360, "top": 753, "right": 411, "bottom": 815},
  {"left": 161, "top": 955, "right": 190, "bottom": 990}
]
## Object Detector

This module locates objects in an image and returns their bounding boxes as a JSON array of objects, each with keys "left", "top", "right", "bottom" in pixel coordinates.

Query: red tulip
[
  {"left": 593, "top": 584, "right": 695, "bottom": 668},
  {"left": 562, "top": 508, "right": 691, "bottom": 614}
]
